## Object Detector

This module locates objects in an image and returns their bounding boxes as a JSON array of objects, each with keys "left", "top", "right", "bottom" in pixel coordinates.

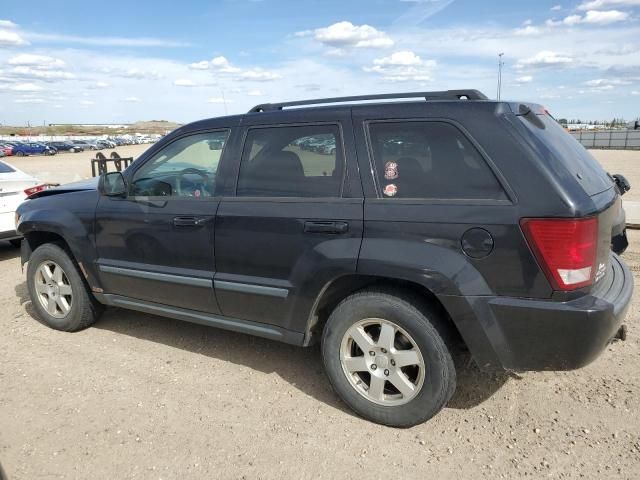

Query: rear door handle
[
  {"left": 173, "top": 216, "right": 207, "bottom": 227},
  {"left": 304, "top": 221, "right": 349, "bottom": 234}
]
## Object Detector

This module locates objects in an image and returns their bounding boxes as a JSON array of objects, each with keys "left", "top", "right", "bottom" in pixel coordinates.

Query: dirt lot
[{"left": 0, "top": 148, "right": 639, "bottom": 479}]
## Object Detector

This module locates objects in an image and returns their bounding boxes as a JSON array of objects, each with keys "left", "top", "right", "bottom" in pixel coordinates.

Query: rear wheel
[
  {"left": 15, "top": 151, "right": 24, "bottom": 157},
  {"left": 26, "top": 243, "right": 103, "bottom": 331},
  {"left": 322, "top": 289, "right": 456, "bottom": 427}
]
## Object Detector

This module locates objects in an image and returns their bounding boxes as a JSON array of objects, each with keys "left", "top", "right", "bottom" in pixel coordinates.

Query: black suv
[{"left": 16, "top": 90, "right": 632, "bottom": 427}]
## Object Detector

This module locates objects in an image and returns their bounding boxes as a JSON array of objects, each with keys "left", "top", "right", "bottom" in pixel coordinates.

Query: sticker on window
[
  {"left": 383, "top": 183, "right": 398, "bottom": 197},
  {"left": 384, "top": 161, "right": 399, "bottom": 180}
]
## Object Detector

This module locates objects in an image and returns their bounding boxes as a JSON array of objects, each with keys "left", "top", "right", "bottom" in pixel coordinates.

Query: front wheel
[
  {"left": 322, "top": 289, "right": 456, "bottom": 427},
  {"left": 15, "top": 151, "right": 25, "bottom": 157},
  {"left": 26, "top": 243, "right": 103, "bottom": 331}
]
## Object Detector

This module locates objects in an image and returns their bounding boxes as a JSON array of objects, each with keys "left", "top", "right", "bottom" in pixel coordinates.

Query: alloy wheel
[
  {"left": 34, "top": 261, "right": 73, "bottom": 318},
  {"left": 340, "top": 318, "right": 425, "bottom": 406}
]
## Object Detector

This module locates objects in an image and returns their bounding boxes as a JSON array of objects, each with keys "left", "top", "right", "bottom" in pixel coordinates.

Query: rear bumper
[{"left": 487, "top": 253, "right": 632, "bottom": 371}]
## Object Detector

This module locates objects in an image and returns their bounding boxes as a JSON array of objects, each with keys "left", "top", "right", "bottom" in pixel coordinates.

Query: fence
[{"left": 571, "top": 129, "right": 640, "bottom": 150}]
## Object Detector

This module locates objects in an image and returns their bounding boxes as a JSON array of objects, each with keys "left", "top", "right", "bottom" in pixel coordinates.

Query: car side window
[
  {"left": 237, "top": 124, "right": 343, "bottom": 197},
  {"left": 131, "top": 131, "right": 228, "bottom": 198},
  {"left": 368, "top": 121, "right": 506, "bottom": 200}
]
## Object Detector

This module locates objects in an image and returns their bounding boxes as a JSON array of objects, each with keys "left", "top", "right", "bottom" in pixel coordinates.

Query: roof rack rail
[{"left": 248, "top": 89, "right": 488, "bottom": 113}]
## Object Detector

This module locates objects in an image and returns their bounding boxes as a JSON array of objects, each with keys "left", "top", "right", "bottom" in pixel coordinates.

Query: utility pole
[{"left": 497, "top": 52, "right": 504, "bottom": 101}]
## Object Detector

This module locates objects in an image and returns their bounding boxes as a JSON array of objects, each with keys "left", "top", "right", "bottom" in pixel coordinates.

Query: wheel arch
[
  {"left": 305, "top": 273, "right": 505, "bottom": 370},
  {"left": 305, "top": 274, "right": 463, "bottom": 348}
]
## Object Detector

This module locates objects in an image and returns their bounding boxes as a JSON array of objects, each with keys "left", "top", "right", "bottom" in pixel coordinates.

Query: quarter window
[
  {"left": 131, "top": 131, "right": 228, "bottom": 197},
  {"left": 237, "top": 125, "right": 342, "bottom": 197},
  {"left": 368, "top": 121, "right": 506, "bottom": 200}
]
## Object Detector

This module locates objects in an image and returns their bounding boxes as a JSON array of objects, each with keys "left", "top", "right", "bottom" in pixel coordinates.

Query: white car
[{"left": 0, "top": 160, "right": 45, "bottom": 247}]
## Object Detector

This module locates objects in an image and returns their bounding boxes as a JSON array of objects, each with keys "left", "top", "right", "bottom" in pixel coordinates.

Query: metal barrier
[
  {"left": 91, "top": 152, "right": 133, "bottom": 177},
  {"left": 571, "top": 129, "right": 640, "bottom": 150}
]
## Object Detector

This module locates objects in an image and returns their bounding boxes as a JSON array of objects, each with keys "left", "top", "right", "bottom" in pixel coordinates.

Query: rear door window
[
  {"left": 237, "top": 124, "right": 343, "bottom": 197},
  {"left": 367, "top": 121, "right": 506, "bottom": 200},
  {"left": 518, "top": 113, "right": 612, "bottom": 196}
]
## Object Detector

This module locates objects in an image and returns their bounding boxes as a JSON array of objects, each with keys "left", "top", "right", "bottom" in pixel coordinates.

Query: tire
[
  {"left": 70, "top": 148, "right": 76, "bottom": 153},
  {"left": 322, "top": 288, "right": 456, "bottom": 427},
  {"left": 9, "top": 238, "right": 21, "bottom": 248},
  {"left": 26, "top": 243, "right": 103, "bottom": 332},
  {"left": 15, "top": 151, "right": 24, "bottom": 157}
]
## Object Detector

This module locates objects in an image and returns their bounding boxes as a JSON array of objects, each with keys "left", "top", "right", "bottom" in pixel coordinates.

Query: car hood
[{"left": 29, "top": 177, "right": 99, "bottom": 199}]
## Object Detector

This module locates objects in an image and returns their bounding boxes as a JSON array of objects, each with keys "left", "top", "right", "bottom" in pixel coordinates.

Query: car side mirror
[{"left": 99, "top": 171, "right": 127, "bottom": 197}]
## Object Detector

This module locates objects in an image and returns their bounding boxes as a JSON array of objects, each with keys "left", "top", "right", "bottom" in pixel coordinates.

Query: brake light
[
  {"left": 520, "top": 217, "right": 598, "bottom": 290},
  {"left": 24, "top": 184, "right": 49, "bottom": 197}
]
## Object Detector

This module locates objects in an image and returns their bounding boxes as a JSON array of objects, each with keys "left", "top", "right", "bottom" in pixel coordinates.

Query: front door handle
[
  {"left": 173, "top": 216, "right": 207, "bottom": 227},
  {"left": 304, "top": 221, "right": 349, "bottom": 234}
]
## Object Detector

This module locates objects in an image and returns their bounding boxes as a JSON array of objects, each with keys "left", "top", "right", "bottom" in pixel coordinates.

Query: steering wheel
[{"left": 176, "top": 167, "right": 210, "bottom": 196}]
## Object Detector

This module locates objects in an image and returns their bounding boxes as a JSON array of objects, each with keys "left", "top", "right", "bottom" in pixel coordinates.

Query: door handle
[
  {"left": 304, "top": 221, "right": 349, "bottom": 234},
  {"left": 173, "top": 216, "right": 207, "bottom": 227}
]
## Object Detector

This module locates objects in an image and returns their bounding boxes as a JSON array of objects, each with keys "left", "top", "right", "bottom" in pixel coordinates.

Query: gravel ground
[{"left": 0, "top": 148, "right": 638, "bottom": 479}]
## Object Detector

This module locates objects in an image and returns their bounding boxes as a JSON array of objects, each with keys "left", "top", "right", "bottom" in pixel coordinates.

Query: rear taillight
[
  {"left": 24, "top": 184, "right": 49, "bottom": 197},
  {"left": 520, "top": 217, "right": 598, "bottom": 291}
]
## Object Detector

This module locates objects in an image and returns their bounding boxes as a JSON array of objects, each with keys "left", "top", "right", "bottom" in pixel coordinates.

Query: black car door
[
  {"left": 94, "top": 128, "right": 232, "bottom": 313},
  {"left": 213, "top": 109, "right": 364, "bottom": 333}
]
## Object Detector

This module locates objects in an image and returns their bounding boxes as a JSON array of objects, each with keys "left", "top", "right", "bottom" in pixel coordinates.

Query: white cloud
[
  {"left": 0, "top": 20, "right": 18, "bottom": 29},
  {"left": 584, "top": 78, "right": 631, "bottom": 87},
  {"left": 237, "top": 68, "right": 280, "bottom": 81},
  {"left": 8, "top": 54, "right": 65, "bottom": 68},
  {"left": 9, "top": 66, "right": 75, "bottom": 81},
  {"left": 577, "top": 0, "right": 640, "bottom": 10},
  {"left": 80, "top": 100, "right": 94, "bottom": 106},
  {"left": 302, "top": 21, "right": 394, "bottom": 50},
  {"left": 365, "top": 51, "right": 436, "bottom": 81},
  {"left": 247, "top": 89, "right": 264, "bottom": 96},
  {"left": 94, "top": 81, "right": 109, "bottom": 88},
  {"left": 0, "top": 29, "right": 29, "bottom": 46},
  {"left": 210, "top": 56, "right": 241, "bottom": 73},
  {"left": 188, "top": 55, "right": 279, "bottom": 81},
  {"left": 207, "top": 97, "right": 230, "bottom": 104},
  {"left": 173, "top": 78, "right": 197, "bottom": 87},
  {"left": 516, "top": 50, "right": 573, "bottom": 68},
  {"left": 14, "top": 97, "right": 45, "bottom": 103},
  {"left": 632, "top": 90, "right": 640, "bottom": 95},
  {"left": 9, "top": 82, "right": 43, "bottom": 92},
  {"left": 548, "top": 9, "right": 630, "bottom": 26},
  {"left": 188, "top": 60, "right": 210, "bottom": 70},
  {"left": 514, "top": 25, "right": 543, "bottom": 36},
  {"left": 24, "top": 32, "right": 190, "bottom": 48},
  {"left": 551, "top": 4, "right": 563, "bottom": 10},
  {"left": 114, "top": 68, "right": 163, "bottom": 80},
  {"left": 515, "top": 75, "right": 534, "bottom": 83},
  {"left": 125, "top": 96, "right": 141, "bottom": 103}
]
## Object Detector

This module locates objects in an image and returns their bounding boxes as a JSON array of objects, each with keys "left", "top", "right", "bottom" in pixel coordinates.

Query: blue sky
[{"left": 0, "top": 0, "right": 639, "bottom": 124}]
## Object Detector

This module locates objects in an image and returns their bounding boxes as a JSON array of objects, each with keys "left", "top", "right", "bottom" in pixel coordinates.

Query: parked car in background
[
  {"left": 0, "top": 144, "right": 13, "bottom": 156},
  {"left": 97, "top": 139, "right": 116, "bottom": 149},
  {"left": 0, "top": 160, "right": 47, "bottom": 247},
  {"left": 10, "top": 142, "right": 57, "bottom": 157},
  {"left": 72, "top": 140, "right": 101, "bottom": 151},
  {"left": 46, "top": 141, "right": 84, "bottom": 153}
]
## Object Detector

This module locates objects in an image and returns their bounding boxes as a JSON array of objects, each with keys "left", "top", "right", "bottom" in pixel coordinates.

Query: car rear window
[
  {"left": 517, "top": 113, "right": 613, "bottom": 196},
  {"left": 367, "top": 121, "right": 507, "bottom": 200},
  {"left": 0, "top": 161, "right": 16, "bottom": 173}
]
